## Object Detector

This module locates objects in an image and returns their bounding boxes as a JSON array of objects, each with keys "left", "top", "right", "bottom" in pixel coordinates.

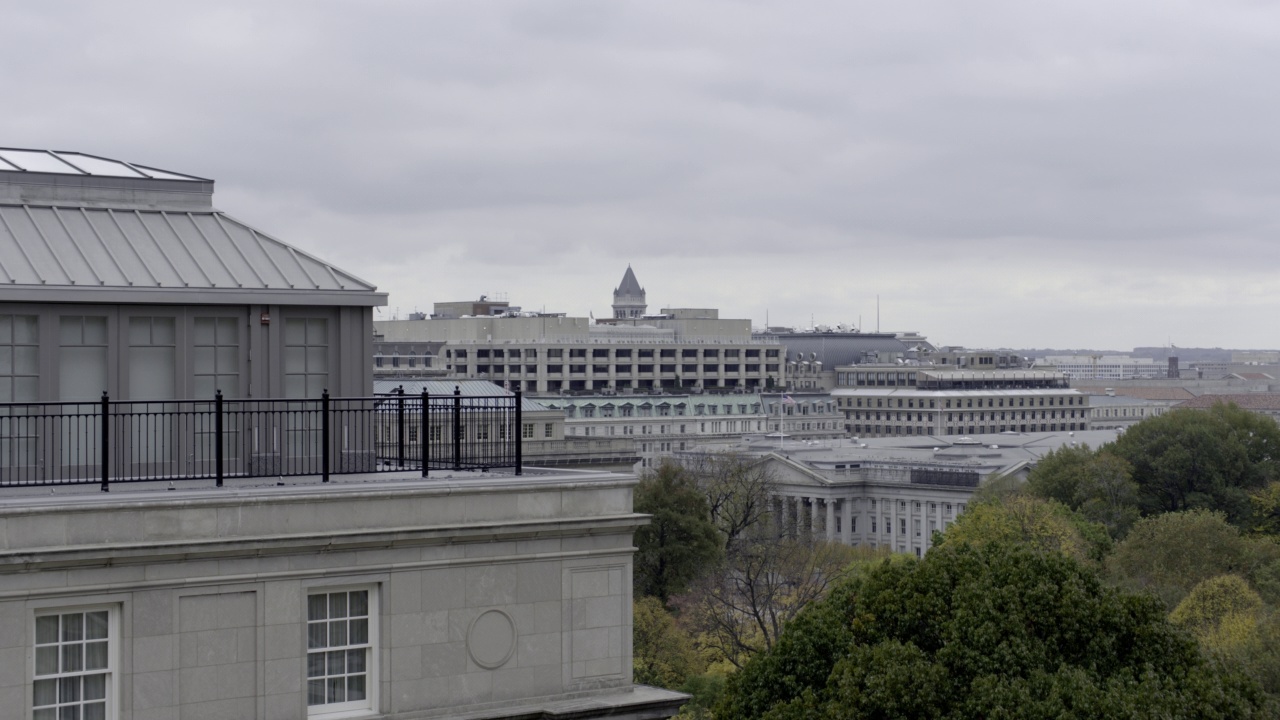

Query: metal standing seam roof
[{"left": 0, "top": 204, "right": 382, "bottom": 305}]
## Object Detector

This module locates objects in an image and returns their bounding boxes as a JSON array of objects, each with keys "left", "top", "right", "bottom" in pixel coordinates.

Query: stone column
[
  {"left": 842, "top": 497, "right": 852, "bottom": 545},
  {"left": 790, "top": 495, "right": 802, "bottom": 538},
  {"left": 825, "top": 498, "right": 836, "bottom": 541}
]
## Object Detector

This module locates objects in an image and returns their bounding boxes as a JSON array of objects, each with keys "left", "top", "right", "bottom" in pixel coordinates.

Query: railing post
[
  {"left": 396, "top": 386, "right": 406, "bottom": 469},
  {"left": 321, "top": 390, "right": 331, "bottom": 483},
  {"left": 515, "top": 389, "right": 523, "bottom": 476},
  {"left": 452, "top": 386, "right": 462, "bottom": 471},
  {"left": 100, "top": 391, "right": 110, "bottom": 493},
  {"left": 427, "top": 386, "right": 437, "bottom": 476},
  {"left": 215, "top": 389, "right": 224, "bottom": 487}
]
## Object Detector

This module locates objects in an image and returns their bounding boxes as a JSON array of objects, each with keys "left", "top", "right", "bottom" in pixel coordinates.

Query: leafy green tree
[
  {"left": 1106, "top": 509, "right": 1277, "bottom": 609},
  {"left": 633, "top": 596, "right": 705, "bottom": 689},
  {"left": 1025, "top": 444, "right": 1139, "bottom": 537},
  {"left": 1249, "top": 482, "right": 1280, "bottom": 536},
  {"left": 716, "top": 542, "right": 1273, "bottom": 720},
  {"left": 1170, "top": 574, "right": 1265, "bottom": 648},
  {"left": 634, "top": 462, "right": 723, "bottom": 603},
  {"left": 1107, "top": 404, "right": 1280, "bottom": 524},
  {"left": 934, "top": 495, "right": 1111, "bottom": 563}
]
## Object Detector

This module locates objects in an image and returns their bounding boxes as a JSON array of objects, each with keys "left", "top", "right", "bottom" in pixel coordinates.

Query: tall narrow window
[
  {"left": 307, "top": 589, "right": 374, "bottom": 714},
  {"left": 128, "top": 317, "right": 176, "bottom": 401},
  {"left": 34, "top": 608, "right": 113, "bottom": 720},
  {"left": 59, "top": 317, "right": 108, "bottom": 401},
  {"left": 285, "top": 319, "right": 329, "bottom": 398},
  {"left": 0, "top": 315, "right": 38, "bottom": 473},
  {"left": 0, "top": 315, "right": 38, "bottom": 402},
  {"left": 194, "top": 317, "right": 240, "bottom": 398}
]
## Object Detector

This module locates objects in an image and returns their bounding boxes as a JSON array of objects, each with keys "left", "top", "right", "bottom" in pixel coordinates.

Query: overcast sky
[{"left": 5, "top": 1, "right": 1279, "bottom": 350}]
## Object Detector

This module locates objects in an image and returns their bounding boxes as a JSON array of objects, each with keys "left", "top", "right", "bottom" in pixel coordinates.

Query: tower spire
[{"left": 612, "top": 265, "right": 646, "bottom": 319}]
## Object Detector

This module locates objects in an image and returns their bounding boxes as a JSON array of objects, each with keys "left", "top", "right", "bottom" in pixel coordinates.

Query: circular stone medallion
[{"left": 467, "top": 609, "right": 517, "bottom": 669}]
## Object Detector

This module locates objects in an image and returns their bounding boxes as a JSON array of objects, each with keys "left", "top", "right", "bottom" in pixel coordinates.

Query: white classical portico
[{"left": 763, "top": 454, "right": 973, "bottom": 556}]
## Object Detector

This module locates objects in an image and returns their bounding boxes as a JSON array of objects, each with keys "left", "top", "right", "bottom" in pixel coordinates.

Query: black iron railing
[{"left": 0, "top": 388, "right": 522, "bottom": 490}]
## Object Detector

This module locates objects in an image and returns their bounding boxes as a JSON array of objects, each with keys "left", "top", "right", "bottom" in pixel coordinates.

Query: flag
[{"left": 782, "top": 394, "right": 796, "bottom": 405}]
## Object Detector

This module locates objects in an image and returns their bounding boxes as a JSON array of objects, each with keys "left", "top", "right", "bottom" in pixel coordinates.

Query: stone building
[
  {"left": 375, "top": 269, "right": 783, "bottom": 394},
  {"left": 0, "top": 148, "right": 682, "bottom": 720}
]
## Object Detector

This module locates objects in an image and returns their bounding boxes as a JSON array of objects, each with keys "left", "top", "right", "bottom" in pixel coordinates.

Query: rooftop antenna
[{"left": 876, "top": 295, "right": 880, "bottom": 333}]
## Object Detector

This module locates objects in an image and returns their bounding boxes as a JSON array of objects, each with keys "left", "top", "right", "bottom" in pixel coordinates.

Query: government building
[{"left": 374, "top": 268, "right": 784, "bottom": 394}]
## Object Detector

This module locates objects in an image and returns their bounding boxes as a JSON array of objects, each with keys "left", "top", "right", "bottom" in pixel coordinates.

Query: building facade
[
  {"left": 0, "top": 149, "right": 683, "bottom": 720},
  {"left": 1, "top": 471, "right": 683, "bottom": 720},
  {"left": 0, "top": 148, "right": 382, "bottom": 405},
  {"left": 832, "top": 367, "right": 1089, "bottom": 437},
  {"left": 681, "top": 430, "right": 1120, "bottom": 557},
  {"left": 375, "top": 270, "right": 783, "bottom": 394},
  {"left": 537, "top": 392, "right": 843, "bottom": 469}
]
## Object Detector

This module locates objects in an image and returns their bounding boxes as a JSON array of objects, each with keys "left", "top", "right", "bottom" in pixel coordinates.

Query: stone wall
[{"left": 0, "top": 473, "right": 683, "bottom": 719}]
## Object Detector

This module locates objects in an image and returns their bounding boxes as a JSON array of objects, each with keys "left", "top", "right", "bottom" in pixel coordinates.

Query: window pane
[
  {"left": 33, "top": 709, "right": 55, "bottom": 720},
  {"left": 194, "top": 318, "right": 215, "bottom": 345},
  {"left": 307, "top": 652, "right": 325, "bottom": 678},
  {"left": 329, "top": 593, "right": 347, "bottom": 619},
  {"left": 348, "top": 618, "right": 368, "bottom": 645},
  {"left": 194, "top": 348, "right": 215, "bottom": 374},
  {"left": 347, "top": 674, "right": 366, "bottom": 701},
  {"left": 36, "top": 616, "right": 59, "bottom": 644},
  {"left": 329, "top": 621, "right": 347, "bottom": 647},
  {"left": 129, "top": 346, "right": 175, "bottom": 401},
  {"left": 347, "top": 649, "right": 366, "bottom": 673},
  {"left": 82, "top": 673, "right": 106, "bottom": 700},
  {"left": 15, "top": 346, "right": 37, "bottom": 374},
  {"left": 216, "top": 347, "right": 237, "bottom": 372},
  {"left": 308, "top": 594, "right": 328, "bottom": 621},
  {"left": 59, "top": 318, "right": 81, "bottom": 344},
  {"left": 306, "top": 347, "right": 327, "bottom": 373},
  {"left": 58, "top": 675, "right": 80, "bottom": 701},
  {"left": 61, "top": 614, "right": 83, "bottom": 642},
  {"left": 327, "top": 677, "right": 344, "bottom": 703},
  {"left": 152, "top": 318, "right": 175, "bottom": 344},
  {"left": 307, "top": 623, "right": 326, "bottom": 650},
  {"left": 194, "top": 376, "right": 214, "bottom": 399},
  {"left": 216, "top": 318, "right": 237, "bottom": 344},
  {"left": 84, "top": 641, "right": 108, "bottom": 670},
  {"left": 0, "top": 347, "right": 11, "bottom": 374},
  {"left": 34, "top": 678, "right": 56, "bottom": 705},
  {"left": 61, "top": 644, "right": 83, "bottom": 672},
  {"left": 128, "top": 318, "right": 150, "bottom": 345},
  {"left": 285, "top": 319, "right": 306, "bottom": 345},
  {"left": 349, "top": 591, "right": 368, "bottom": 616},
  {"left": 36, "top": 646, "right": 58, "bottom": 675},
  {"left": 58, "top": 706, "right": 78, "bottom": 720},
  {"left": 59, "top": 347, "right": 107, "bottom": 402},
  {"left": 83, "top": 704, "right": 105, "bottom": 720},
  {"left": 83, "top": 317, "right": 107, "bottom": 344},
  {"left": 14, "top": 316, "right": 37, "bottom": 343},
  {"left": 85, "top": 611, "right": 108, "bottom": 640},
  {"left": 283, "top": 347, "right": 305, "bottom": 374},
  {"left": 307, "top": 679, "right": 325, "bottom": 706},
  {"left": 307, "top": 319, "right": 327, "bottom": 344},
  {"left": 327, "top": 650, "right": 345, "bottom": 676}
]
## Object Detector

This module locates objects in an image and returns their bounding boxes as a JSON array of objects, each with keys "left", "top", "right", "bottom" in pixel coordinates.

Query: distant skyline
[{"left": 5, "top": 1, "right": 1279, "bottom": 349}]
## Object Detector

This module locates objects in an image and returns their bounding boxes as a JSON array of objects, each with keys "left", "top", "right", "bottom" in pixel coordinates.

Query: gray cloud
[{"left": 4, "top": 0, "right": 1280, "bottom": 348}]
